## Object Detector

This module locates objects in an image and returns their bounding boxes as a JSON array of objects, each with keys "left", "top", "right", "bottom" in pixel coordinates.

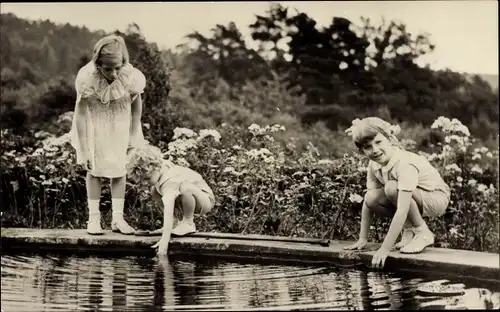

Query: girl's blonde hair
[
  {"left": 346, "top": 117, "right": 402, "bottom": 150},
  {"left": 126, "top": 143, "right": 171, "bottom": 181}
]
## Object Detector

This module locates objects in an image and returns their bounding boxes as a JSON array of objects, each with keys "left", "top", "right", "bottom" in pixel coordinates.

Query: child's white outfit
[
  {"left": 70, "top": 62, "right": 146, "bottom": 177},
  {"left": 69, "top": 61, "right": 146, "bottom": 235},
  {"left": 151, "top": 163, "right": 215, "bottom": 236}
]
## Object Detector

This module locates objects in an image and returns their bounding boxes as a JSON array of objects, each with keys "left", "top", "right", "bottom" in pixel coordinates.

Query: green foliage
[
  {"left": 1, "top": 116, "right": 498, "bottom": 252},
  {"left": 0, "top": 10, "right": 498, "bottom": 253}
]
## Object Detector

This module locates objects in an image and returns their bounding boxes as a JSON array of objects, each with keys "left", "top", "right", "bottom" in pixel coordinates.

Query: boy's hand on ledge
[{"left": 343, "top": 239, "right": 368, "bottom": 251}]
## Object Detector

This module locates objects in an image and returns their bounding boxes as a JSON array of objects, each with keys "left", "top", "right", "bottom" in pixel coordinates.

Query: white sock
[
  {"left": 112, "top": 198, "right": 125, "bottom": 221},
  {"left": 414, "top": 223, "right": 431, "bottom": 234},
  {"left": 403, "top": 220, "right": 413, "bottom": 230},
  {"left": 88, "top": 199, "right": 100, "bottom": 217}
]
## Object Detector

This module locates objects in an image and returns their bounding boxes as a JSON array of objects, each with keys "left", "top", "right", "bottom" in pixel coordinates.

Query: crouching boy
[{"left": 127, "top": 144, "right": 215, "bottom": 256}]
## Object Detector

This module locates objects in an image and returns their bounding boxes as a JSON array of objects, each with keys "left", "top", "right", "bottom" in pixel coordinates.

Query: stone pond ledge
[{"left": 1, "top": 227, "right": 499, "bottom": 283}]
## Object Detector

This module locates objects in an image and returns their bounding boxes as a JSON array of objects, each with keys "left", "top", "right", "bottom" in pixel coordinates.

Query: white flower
[
  {"left": 486, "top": 152, "right": 493, "bottom": 158},
  {"left": 232, "top": 145, "right": 242, "bottom": 150},
  {"left": 172, "top": 127, "right": 197, "bottom": 140},
  {"left": 472, "top": 154, "right": 481, "bottom": 160},
  {"left": 317, "top": 159, "right": 335, "bottom": 165},
  {"left": 248, "top": 124, "right": 260, "bottom": 132},
  {"left": 467, "top": 179, "right": 477, "bottom": 187},
  {"left": 445, "top": 163, "right": 462, "bottom": 173},
  {"left": 477, "top": 183, "right": 488, "bottom": 193},
  {"left": 62, "top": 178, "right": 70, "bottom": 184},
  {"left": 470, "top": 165, "right": 483, "bottom": 175},
  {"left": 349, "top": 193, "right": 364, "bottom": 204},
  {"left": 449, "top": 227, "right": 459, "bottom": 235},
  {"left": 456, "top": 176, "right": 463, "bottom": 183},
  {"left": 199, "top": 129, "right": 221, "bottom": 142}
]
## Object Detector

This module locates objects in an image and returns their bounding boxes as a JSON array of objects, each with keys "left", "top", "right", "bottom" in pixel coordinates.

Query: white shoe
[
  {"left": 172, "top": 219, "right": 196, "bottom": 236},
  {"left": 400, "top": 231, "right": 435, "bottom": 254},
  {"left": 111, "top": 217, "right": 136, "bottom": 235},
  {"left": 395, "top": 228, "right": 414, "bottom": 249},
  {"left": 87, "top": 214, "right": 103, "bottom": 235}
]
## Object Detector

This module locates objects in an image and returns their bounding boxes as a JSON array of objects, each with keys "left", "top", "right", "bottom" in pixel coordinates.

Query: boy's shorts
[{"left": 415, "top": 188, "right": 450, "bottom": 218}]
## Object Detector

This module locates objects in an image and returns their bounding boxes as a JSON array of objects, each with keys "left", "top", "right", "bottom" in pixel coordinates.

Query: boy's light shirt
[{"left": 367, "top": 149, "right": 450, "bottom": 195}]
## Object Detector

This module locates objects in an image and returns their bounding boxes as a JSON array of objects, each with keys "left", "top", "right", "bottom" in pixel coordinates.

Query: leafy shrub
[{"left": 1, "top": 115, "right": 498, "bottom": 252}]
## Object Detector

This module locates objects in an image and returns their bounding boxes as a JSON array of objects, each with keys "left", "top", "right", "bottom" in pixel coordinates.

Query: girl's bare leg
[{"left": 86, "top": 173, "right": 103, "bottom": 235}]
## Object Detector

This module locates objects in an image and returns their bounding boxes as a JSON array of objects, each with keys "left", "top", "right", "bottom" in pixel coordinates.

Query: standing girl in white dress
[{"left": 70, "top": 35, "right": 147, "bottom": 235}]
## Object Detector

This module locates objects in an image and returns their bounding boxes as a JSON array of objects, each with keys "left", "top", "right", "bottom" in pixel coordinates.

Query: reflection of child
[
  {"left": 343, "top": 117, "right": 450, "bottom": 268},
  {"left": 70, "top": 35, "right": 146, "bottom": 235},
  {"left": 126, "top": 144, "right": 215, "bottom": 255}
]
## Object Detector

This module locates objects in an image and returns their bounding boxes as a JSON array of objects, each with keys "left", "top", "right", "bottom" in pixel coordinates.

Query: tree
[{"left": 114, "top": 23, "right": 171, "bottom": 108}]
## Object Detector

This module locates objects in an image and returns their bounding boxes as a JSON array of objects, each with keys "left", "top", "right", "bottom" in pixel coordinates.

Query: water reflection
[{"left": 1, "top": 252, "right": 499, "bottom": 311}]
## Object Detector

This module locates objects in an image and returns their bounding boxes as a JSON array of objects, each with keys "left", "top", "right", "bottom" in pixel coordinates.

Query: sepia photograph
[{"left": 1, "top": 1, "right": 498, "bottom": 311}]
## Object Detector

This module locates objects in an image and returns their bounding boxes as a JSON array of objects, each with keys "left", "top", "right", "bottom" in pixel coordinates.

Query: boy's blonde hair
[
  {"left": 346, "top": 117, "right": 401, "bottom": 150},
  {"left": 126, "top": 143, "right": 171, "bottom": 182}
]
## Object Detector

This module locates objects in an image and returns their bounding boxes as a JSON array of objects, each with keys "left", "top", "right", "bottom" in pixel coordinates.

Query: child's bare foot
[
  {"left": 395, "top": 228, "right": 414, "bottom": 249},
  {"left": 400, "top": 226, "right": 434, "bottom": 254}
]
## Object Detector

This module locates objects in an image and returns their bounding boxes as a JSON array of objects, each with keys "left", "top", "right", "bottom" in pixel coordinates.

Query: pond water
[{"left": 1, "top": 251, "right": 499, "bottom": 311}]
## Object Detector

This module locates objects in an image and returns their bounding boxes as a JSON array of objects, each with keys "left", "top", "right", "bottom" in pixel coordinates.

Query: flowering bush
[{"left": 0, "top": 115, "right": 498, "bottom": 252}]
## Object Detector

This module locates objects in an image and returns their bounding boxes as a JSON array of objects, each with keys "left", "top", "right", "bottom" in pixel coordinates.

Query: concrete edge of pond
[{"left": 1, "top": 227, "right": 499, "bottom": 284}]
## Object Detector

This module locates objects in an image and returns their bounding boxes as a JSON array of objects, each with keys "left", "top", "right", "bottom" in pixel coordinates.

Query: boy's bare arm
[
  {"left": 380, "top": 190, "right": 412, "bottom": 250},
  {"left": 152, "top": 185, "right": 181, "bottom": 256}
]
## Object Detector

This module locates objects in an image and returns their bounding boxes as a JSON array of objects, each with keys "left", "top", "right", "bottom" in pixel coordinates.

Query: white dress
[{"left": 70, "top": 62, "right": 146, "bottom": 178}]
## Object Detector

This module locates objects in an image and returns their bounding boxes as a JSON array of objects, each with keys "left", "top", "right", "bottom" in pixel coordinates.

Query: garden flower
[
  {"left": 172, "top": 127, "right": 197, "bottom": 139},
  {"left": 477, "top": 183, "right": 488, "bottom": 193},
  {"left": 471, "top": 165, "right": 484, "bottom": 175},
  {"left": 472, "top": 154, "right": 481, "bottom": 160},
  {"left": 317, "top": 159, "right": 336, "bottom": 165},
  {"left": 486, "top": 152, "right": 493, "bottom": 158},
  {"left": 245, "top": 148, "right": 272, "bottom": 159},
  {"left": 468, "top": 179, "right": 477, "bottom": 187},
  {"left": 349, "top": 193, "right": 364, "bottom": 204},
  {"left": 199, "top": 129, "right": 221, "bottom": 142},
  {"left": 445, "top": 163, "right": 462, "bottom": 173},
  {"left": 449, "top": 227, "right": 459, "bottom": 236},
  {"left": 456, "top": 176, "right": 463, "bottom": 183}
]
